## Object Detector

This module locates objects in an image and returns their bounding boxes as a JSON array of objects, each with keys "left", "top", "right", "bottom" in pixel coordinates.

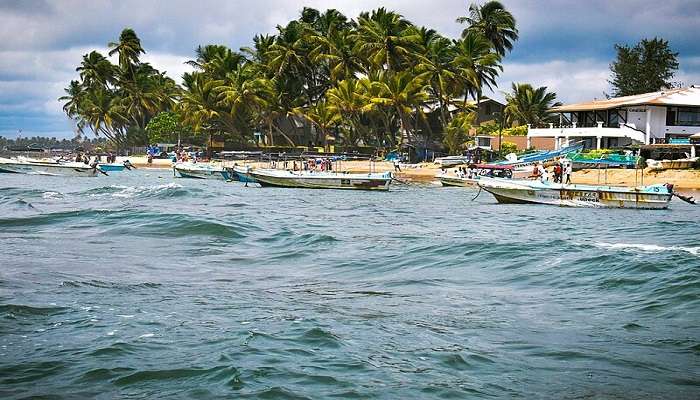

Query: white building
[{"left": 527, "top": 86, "right": 700, "bottom": 149}]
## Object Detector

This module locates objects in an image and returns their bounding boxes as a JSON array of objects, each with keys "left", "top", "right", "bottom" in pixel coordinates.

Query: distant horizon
[{"left": 1, "top": 0, "right": 699, "bottom": 139}]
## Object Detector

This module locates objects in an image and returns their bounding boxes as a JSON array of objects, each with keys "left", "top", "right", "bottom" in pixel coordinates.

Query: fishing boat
[
  {"left": 173, "top": 162, "right": 232, "bottom": 180},
  {"left": 0, "top": 158, "right": 101, "bottom": 177},
  {"left": 237, "top": 166, "right": 392, "bottom": 190},
  {"left": 476, "top": 177, "right": 673, "bottom": 209},
  {"left": 437, "top": 164, "right": 530, "bottom": 187},
  {"left": 646, "top": 157, "right": 699, "bottom": 171}
]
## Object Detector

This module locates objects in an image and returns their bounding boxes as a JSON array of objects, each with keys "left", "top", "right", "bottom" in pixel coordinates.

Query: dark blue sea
[{"left": 1, "top": 170, "right": 698, "bottom": 399}]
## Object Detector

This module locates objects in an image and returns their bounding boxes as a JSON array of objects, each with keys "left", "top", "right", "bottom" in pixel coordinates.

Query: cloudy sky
[{"left": 1, "top": 0, "right": 699, "bottom": 139}]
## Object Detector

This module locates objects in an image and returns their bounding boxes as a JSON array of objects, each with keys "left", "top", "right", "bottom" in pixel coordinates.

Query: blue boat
[{"left": 98, "top": 163, "right": 126, "bottom": 172}]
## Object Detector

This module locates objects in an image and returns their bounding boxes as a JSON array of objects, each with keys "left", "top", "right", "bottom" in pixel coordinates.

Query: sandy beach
[{"left": 123, "top": 156, "right": 700, "bottom": 191}]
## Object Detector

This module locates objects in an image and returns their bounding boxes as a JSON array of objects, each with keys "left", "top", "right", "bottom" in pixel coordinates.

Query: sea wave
[{"left": 80, "top": 183, "right": 196, "bottom": 200}]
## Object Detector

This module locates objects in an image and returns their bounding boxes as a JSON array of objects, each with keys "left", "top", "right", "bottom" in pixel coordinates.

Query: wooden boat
[
  {"left": 476, "top": 177, "right": 673, "bottom": 209},
  {"left": 238, "top": 166, "right": 392, "bottom": 190},
  {"left": 646, "top": 157, "right": 698, "bottom": 171},
  {"left": 173, "top": 162, "right": 231, "bottom": 180},
  {"left": 0, "top": 158, "right": 101, "bottom": 177}
]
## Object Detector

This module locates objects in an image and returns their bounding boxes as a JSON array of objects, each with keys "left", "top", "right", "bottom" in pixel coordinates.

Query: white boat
[
  {"left": 238, "top": 166, "right": 392, "bottom": 190},
  {"left": 0, "top": 158, "right": 101, "bottom": 177},
  {"left": 437, "top": 163, "right": 531, "bottom": 187},
  {"left": 173, "top": 162, "right": 231, "bottom": 180},
  {"left": 646, "top": 157, "right": 698, "bottom": 171},
  {"left": 434, "top": 156, "right": 471, "bottom": 168},
  {"left": 477, "top": 177, "right": 673, "bottom": 209}
]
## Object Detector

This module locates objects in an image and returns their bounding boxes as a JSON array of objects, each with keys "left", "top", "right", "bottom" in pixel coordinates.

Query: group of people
[
  {"left": 290, "top": 158, "right": 334, "bottom": 172},
  {"left": 454, "top": 165, "right": 478, "bottom": 179},
  {"left": 532, "top": 159, "right": 572, "bottom": 184},
  {"left": 73, "top": 152, "right": 116, "bottom": 165}
]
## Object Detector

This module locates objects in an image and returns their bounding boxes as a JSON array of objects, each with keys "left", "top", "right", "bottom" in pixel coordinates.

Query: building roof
[{"left": 552, "top": 86, "right": 700, "bottom": 112}]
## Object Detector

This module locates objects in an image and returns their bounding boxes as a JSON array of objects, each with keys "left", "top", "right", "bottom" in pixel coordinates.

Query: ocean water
[{"left": 0, "top": 170, "right": 698, "bottom": 399}]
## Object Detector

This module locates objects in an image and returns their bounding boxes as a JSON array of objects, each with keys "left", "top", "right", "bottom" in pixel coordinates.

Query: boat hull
[
  {"left": 0, "top": 161, "right": 99, "bottom": 177},
  {"left": 248, "top": 169, "right": 392, "bottom": 190},
  {"left": 174, "top": 165, "right": 231, "bottom": 180},
  {"left": 438, "top": 176, "right": 477, "bottom": 187},
  {"left": 98, "top": 163, "right": 126, "bottom": 172},
  {"left": 478, "top": 178, "right": 672, "bottom": 209}
]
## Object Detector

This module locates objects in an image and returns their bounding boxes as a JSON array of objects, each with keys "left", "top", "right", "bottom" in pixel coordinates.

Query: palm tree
[
  {"left": 416, "top": 34, "right": 457, "bottom": 128},
  {"left": 108, "top": 28, "right": 145, "bottom": 77},
  {"left": 365, "top": 71, "right": 429, "bottom": 146},
  {"left": 326, "top": 79, "right": 368, "bottom": 145},
  {"left": 504, "top": 83, "right": 562, "bottom": 127},
  {"left": 457, "top": 1, "right": 518, "bottom": 57},
  {"left": 452, "top": 31, "right": 502, "bottom": 119},
  {"left": 353, "top": 8, "right": 418, "bottom": 72},
  {"left": 76, "top": 51, "right": 116, "bottom": 87},
  {"left": 187, "top": 45, "right": 246, "bottom": 80},
  {"left": 295, "top": 99, "right": 340, "bottom": 150}
]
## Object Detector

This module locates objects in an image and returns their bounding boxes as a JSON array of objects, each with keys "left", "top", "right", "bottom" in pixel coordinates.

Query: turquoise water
[{"left": 1, "top": 170, "right": 698, "bottom": 399}]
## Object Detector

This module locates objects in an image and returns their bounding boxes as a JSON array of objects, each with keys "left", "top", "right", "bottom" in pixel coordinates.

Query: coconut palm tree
[
  {"left": 353, "top": 8, "right": 418, "bottom": 72},
  {"left": 456, "top": 1, "right": 518, "bottom": 57},
  {"left": 108, "top": 28, "right": 145, "bottom": 77},
  {"left": 295, "top": 99, "right": 340, "bottom": 150},
  {"left": 416, "top": 34, "right": 457, "bottom": 128},
  {"left": 76, "top": 51, "right": 116, "bottom": 87},
  {"left": 326, "top": 79, "right": 369, "bottom": 145},
  {"left": 504, "top": 83, "right": 561, "bottom": 127},
  {"left": 365, "top": 71, "right": 429, "bottom": 145},
  {"left": 452, "top": 31, "right": 502, "bottom": 120}
]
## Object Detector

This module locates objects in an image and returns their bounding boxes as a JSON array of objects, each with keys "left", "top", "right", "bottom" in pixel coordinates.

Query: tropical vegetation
[
  {"left": 61, "top": 2, "right": 562, "bottom": 155},
  {"left": 609, "top": 37, "right": 679, "bottom": 97}
]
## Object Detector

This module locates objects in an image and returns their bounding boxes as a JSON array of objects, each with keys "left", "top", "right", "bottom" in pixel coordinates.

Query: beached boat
[
  {"left": 173, "top": 162, "right": 231, "bottom": 180},
  {"left": 476, "top": 177, "right": 673, "bottom": 209},
  {"left": 238, "top": 166, "right": 392, "bottom": 190},
  {"left": 646, "top": 157, "right": 698, "bottom": 171},
  {"left": 0, "top": 158, "right": 101, "bottom": 177}
]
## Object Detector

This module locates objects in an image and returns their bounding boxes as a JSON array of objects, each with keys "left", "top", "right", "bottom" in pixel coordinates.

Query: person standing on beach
[
  {"left": 564, "top": 161, "right": 572, "bottom": 185},
  {"left": 393, "top": 159, "right": 401, "bottom": 172}
]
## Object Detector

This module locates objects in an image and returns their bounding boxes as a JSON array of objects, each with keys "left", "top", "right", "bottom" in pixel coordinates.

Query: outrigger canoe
[{"left": 477, "top": 177, "right": 674, "bottom": 209}]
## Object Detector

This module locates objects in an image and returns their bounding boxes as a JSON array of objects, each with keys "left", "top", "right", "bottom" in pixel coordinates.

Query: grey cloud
[{"left": 0, "top": 0, "right": 698, "bottom": 139}]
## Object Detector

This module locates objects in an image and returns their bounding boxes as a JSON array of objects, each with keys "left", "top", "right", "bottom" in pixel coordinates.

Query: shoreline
[{"left": 121, "top": 156, "right": 700, "bottom": 191}]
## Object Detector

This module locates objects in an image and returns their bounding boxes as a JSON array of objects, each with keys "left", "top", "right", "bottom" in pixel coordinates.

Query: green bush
[
  {"left": 503, "top": 125, "right": 528, "bottom": 136},
  {"left": 500, "top": 141, "right": 518, "bottom": 155}
]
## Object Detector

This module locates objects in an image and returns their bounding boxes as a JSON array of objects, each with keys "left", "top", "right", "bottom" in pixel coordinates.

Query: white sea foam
[
  {"left": 112, "top": 182, "right": 182, "bottom": 199},
  {"left": 138, "top": 333, "right": 155, "bottom": 338},
  {"left": 594, "top": 242, "right": 700, "bottom": 256},
  {"left": 42, "top": 191, "right": 63, "bottom": 199},
  {"left": 116, "top": 314, "right": 134, "bottom": 318}
]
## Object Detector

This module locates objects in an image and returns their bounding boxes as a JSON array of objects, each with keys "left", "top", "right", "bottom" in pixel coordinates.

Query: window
[
  {"left": 677, "top": 107, "right": 700, "bottom": 126},
  {"left": 666, "top": 108, "right": 676, "bottom": 125}
]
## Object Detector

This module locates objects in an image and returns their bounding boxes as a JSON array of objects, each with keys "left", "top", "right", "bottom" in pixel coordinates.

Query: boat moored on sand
[{"left": 477, "top": 177, "right": 674, "bottom": 209}]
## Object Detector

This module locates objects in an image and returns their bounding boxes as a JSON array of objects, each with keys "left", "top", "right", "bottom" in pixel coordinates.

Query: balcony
[{"left": 527, "top": 122, "right": 647, "bottom": 149}]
